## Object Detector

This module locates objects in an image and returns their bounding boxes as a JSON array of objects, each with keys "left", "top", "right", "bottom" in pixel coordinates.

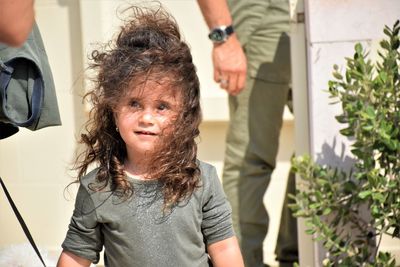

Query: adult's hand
[
  {"left": 196, "top": 0, "right": 247, "bottom": 96},
  {"left": 0, "top": 0, "right": 35, "bottom": 47},
  {"left": 213, "top": 35, "right": 247, "bottom": 96}
]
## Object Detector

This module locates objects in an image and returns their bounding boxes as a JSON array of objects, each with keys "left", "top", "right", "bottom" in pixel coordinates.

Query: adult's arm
[
  {"left": 57, "top": 250, "right": 92, "bottom": 267},
  {"left": 197, "top": 0, "right": 247, "bottom": 95},
  {"left": 0, "top": 0, "right": 35, "bottom": 47},
  {"left": 208, "top": 236, "right": 245, "bottom": 267}
]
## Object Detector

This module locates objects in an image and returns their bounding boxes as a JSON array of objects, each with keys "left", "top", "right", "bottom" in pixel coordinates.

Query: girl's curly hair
[{"left": 75, "top": 6, "right": 202, "bottom": 207}]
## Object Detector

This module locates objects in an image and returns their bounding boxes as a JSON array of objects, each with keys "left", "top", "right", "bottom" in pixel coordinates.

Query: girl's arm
[
  {"left": 57, "top": 250, "right": 92, "bottom": 267},
  {"left": 207, "top": 236, "right": 244, "bottom": 267}
]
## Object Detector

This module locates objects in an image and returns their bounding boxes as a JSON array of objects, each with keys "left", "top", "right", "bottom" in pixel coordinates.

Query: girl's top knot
[{"left": 116, "top": 7, "right": 182, "bottom": 52}]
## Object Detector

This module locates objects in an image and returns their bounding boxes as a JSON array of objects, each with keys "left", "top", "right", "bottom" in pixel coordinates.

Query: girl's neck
[{"left": 124, "top": 159, "right": 152, "bottom": 180}]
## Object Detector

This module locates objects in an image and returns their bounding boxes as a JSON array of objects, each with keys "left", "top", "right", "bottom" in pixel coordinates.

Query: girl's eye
[
  {"left": 157, "top": 103, "right": 169, "bottom": 111},
  {"left": 129, "top": 100, "right": 140, "bottom": 108}
]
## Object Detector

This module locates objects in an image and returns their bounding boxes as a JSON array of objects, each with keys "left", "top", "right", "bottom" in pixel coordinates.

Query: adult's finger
[
  {"left": 226, "top": 74, "right": 238, "bottom": 95},
  {"left": 219, "top": 77, "right": 229, "bottom": 90},
  {"left": 235, "top": 71, "right": 247, "bottom": 94},
  {"left": 227, "top": 70, "right": 247, "bottom": 96},
  {"left": 214, "top": 69, "right": 221, "bottom": 84}
]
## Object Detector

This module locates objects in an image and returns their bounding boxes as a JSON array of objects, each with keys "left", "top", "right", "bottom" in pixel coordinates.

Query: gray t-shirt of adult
[{"left": 61, "top": 161, "right": 234, "bottom": 266}]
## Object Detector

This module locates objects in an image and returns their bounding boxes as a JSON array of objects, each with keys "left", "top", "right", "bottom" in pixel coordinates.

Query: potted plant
[{"left": 290, "top": 21, "right": 400, "bottom": 266}]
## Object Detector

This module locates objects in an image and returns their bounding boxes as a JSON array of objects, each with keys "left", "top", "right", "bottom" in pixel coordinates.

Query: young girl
[{"left": 57, "top": 6, "right": 244, "bottom": 267}]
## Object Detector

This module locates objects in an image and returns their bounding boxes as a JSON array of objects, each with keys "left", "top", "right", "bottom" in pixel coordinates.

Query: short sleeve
[
  {"left": 61, "top": 184, "right": 103, "bottom": 263},
  {"left": 201, "top": 165, "right": 235, "bottom": 245}
]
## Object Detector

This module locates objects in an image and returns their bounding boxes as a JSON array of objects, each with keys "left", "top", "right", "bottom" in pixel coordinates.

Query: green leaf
[
  {"left": 305, "top": 228, "right": 316, "bottom": 235},
  {"left": 379, "top": 129, "right": 391, "bottom": 140},
  {"left": 309, "top": 203, "right": 321, "bottom": 210},
  {"left": 358, "top": 190, "right": 372, "bottom": 199},
  {"left": 340, "top": 127, "right": 354, "bottom": 136},
  {"left": 333, "top": 64, "right": 339, "bottom": 71},
  {"left": 383, "top": 27, "right": 392, "bottom": 37},
  {"left": 372, "top": 192, "right": 386, "bottom": 203},
  {"left": 361, "top": 125, "right": 373, "bottom": 131},
  {"left": 335, "top": 114, "right": 348, "bottom": 123},
  {"left": 294, "top": 210, "right": 307, "bottom": 217},
  {"left": 333, "top": 71, "right": 343, "bottom": 80},
  {"left": 322, "top": 208, "right": 332, "bottom": 215},
  {"left": 392, "top": 36, "right": 399, "bottom": 49},
  {"left": 350, "top": 148, "right": 363, "bottom": 158},
  {"left": 379, "top": 71, "right": 388, "bottom": 83},
  {"left": 355, "top": 43, "right": 363, "bottom": 54},
  {"left": 360, "top": 107, "right": 376, "bottom": 120},
  {"left": 385, "top": 139, "right": 397, "bottom": 151},
  {"left": 380, "top": 40, "right": 390, "bottom": 50},
  {"left": 316, "top": 179, "right": 329, "bottom": 186}
]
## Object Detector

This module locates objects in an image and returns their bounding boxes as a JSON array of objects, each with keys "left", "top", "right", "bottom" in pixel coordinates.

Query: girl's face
[{"left": 114, "top": 81, "right": 181, "bottom": 161}]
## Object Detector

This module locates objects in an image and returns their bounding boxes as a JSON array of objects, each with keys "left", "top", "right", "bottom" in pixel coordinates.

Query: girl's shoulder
[
  {"left": 78, "top": 168, "right": 114, "bottom": 203},
  {"left": 196, "top": 160, "right": 227, "bottom": 207},
  {"left": 197, "top": 160, "right": 217, "bottom": 178},
  {"left": 79, "top": 167, "right": 113, "bottom": 193},
  {"left": 197, "top": 160, "right": 220, "bottom": 189},
  {"left": 79, "top": 167, "right": 100, "bottom": 188}
]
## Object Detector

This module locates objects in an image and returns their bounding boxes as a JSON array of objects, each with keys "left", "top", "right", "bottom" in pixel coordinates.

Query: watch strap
[
  {"left": 208, "top": 25, "right": 235, "bottom": 43},
  {"left": 224, "top": 25, "right": 234, "bottom": 36}
]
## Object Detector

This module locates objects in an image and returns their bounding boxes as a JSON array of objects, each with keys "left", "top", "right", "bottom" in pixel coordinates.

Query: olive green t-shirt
[{"left": 61, "top": 161, "right": 234, "bottom": 267}]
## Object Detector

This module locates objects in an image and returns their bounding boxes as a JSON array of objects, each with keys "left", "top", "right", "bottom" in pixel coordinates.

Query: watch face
[{"left": 209, "top": 28, "right": 225, "bottom": 42}]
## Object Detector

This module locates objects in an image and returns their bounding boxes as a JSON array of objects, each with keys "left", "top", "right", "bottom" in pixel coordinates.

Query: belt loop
[
  {"left": 0, "top": 59, "right": 7, "bottom": 71},
  {"left": 0, "top": 60, "right": 13, "bottom": 74}
]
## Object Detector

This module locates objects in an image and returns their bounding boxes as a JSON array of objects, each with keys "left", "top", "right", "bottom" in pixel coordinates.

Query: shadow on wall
[{"left": 315, "top": 137, "right": 357, "bottom": 171}]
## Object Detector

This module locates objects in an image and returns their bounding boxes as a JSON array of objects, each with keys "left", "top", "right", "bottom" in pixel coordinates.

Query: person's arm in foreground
[
  {"left": 57, "top": 250, "right": 92, "bottom": 267},
  {"left": 196, "top": 0, "right": 247, "bottom": 95},
  {"left": 0, "top": 0, "right": 35, "bottom": 46},
  {"left": 208, "top": 236, "right": 244, "bottom": 267}
]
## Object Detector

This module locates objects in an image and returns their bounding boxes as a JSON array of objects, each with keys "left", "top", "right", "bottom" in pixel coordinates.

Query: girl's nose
[{"left": 139, "top": 110, "right": 155, "bottom": 124}]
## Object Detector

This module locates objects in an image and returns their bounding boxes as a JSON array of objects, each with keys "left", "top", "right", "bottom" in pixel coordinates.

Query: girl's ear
[{"left": 113, "top": 112, "right": 120, "bottom": 133}]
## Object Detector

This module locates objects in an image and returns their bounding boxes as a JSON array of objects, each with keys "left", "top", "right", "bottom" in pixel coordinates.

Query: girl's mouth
[{"left": 135, "top": 131, "right": 156, "bottom": 135}]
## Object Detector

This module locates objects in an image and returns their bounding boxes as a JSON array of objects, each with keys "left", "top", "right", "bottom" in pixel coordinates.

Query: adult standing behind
[
  {"left": 197, "top": 0, "right": 298, "bottom": 266},
  {"left": 0, "top": 0, "right": 35, "bottom": 46}
]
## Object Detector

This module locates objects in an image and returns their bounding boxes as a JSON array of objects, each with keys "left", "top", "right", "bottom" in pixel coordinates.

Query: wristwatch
[{"left": 208, "top": 25, "right": 234, "bottom": 43}]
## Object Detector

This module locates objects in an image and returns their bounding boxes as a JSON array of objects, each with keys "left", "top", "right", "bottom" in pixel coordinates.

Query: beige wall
[
  {"left": 0, "top": 0, "right": 85, "bottom": 256},
  {"left": 0, "top": 0, "right": 294, "bottom": 266}
]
